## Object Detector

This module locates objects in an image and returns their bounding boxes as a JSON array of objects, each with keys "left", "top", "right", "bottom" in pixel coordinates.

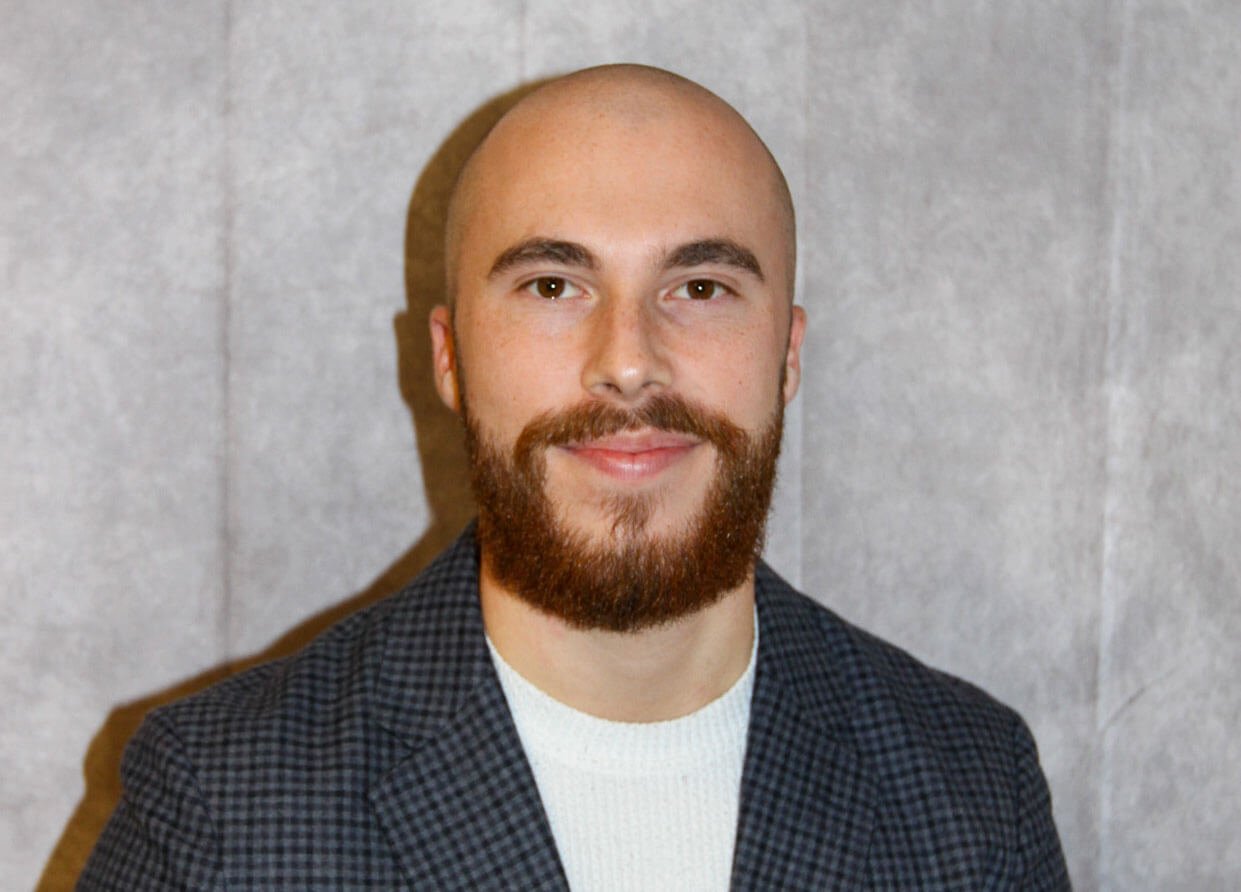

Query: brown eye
[
  {"left": 524, "top": 277, "right": 581, "bottom": 300},
  {"left": 685, "top": 279, "right": 719, "bottom": 300},
  {"left": 536, "top": 277, "right": 564, "bottom": 298}
]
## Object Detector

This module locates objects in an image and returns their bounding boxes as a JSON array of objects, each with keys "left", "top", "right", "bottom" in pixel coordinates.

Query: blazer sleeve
[
  {"left": 77, "top": 711, "right": 223, "bottom": 891},
  {"left": 1010, "top": 715, "right": 1072, "bottom": 890}
]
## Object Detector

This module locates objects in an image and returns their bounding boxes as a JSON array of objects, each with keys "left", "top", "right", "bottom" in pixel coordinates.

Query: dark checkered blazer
[{"left": 79, "top": 526, "right": 1070, "bottom": 890}]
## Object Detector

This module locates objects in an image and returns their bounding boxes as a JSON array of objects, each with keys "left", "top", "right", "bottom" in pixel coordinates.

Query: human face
[{"left": 431, "top": 91, "right": 805, "bottom": 551}]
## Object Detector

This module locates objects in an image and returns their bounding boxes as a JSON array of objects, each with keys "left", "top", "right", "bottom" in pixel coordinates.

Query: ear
[
  {"left": 428, "top": 304, "right": 460, "bottom": 413},
  {"left": 782, "top": 305, "right": 806, "bottom": 406}
]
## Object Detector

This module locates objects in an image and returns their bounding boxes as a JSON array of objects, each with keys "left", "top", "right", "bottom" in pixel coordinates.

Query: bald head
[
  {"left": 444, "top": 64, "right": 796, "bottom": 301},
  {"left": 426, "top": 63, "right": 808, "bottom": 563}
]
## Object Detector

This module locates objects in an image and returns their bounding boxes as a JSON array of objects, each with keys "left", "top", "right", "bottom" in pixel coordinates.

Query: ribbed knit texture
[{"left": 487, "top": 626, "right": 756, "bottom": 892}]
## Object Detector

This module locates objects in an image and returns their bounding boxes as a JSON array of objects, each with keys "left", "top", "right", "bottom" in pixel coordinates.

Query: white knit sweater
[{"left": 487, "top": 629, "right": 756, "bottom": 892}]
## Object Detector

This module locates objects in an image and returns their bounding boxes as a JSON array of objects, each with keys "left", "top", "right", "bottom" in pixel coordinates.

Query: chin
[{"left": 559, "top": 484, "right": 707, "bottom": 543}]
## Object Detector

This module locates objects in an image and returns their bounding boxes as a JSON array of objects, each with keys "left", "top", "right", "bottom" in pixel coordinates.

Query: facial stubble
[{"left": 463, "top": 393, "right": 783, "bottom": 633}]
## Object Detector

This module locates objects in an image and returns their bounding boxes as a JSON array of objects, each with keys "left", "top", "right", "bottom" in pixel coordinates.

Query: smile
[{"left": 560, "top": 431, "right": 702, "bottom": 482}]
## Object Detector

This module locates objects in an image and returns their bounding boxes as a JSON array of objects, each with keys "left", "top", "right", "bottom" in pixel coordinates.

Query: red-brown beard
[{"left": 463, "top": 393, "right": 783, "bottom": 632}]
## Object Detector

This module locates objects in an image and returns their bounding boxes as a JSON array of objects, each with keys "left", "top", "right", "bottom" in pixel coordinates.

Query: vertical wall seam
[
  {"left": 219, "top": 0, "right": 235, "bottom": 669},
  {"left": 795, "top": 1, "right": 809, "bottom": 589},
  {"left": 1094, "top": 0, "right": 1135, "bottom": 888},
  {"left": 519, "top": 0, "right": 529, "bottom": 82}
]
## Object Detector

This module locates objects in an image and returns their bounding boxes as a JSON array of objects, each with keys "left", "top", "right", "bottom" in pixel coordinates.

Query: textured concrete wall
[{"left": 4, "top": 2, "right": 1237, "bottom": 889}]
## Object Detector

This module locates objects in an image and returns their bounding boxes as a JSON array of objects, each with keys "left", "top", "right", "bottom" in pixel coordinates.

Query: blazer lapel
[
  {"left": 361, "top": 531, "right": 876, "bottom": 888},
  {"left": 730, "top": 565, "right": 878, "bottom": 889},
  {"left": 364, "top": 528, "right": 569, "bottom": 890},
  {"left": 369, "top": 674, "right": 568, "bottom": 890}
]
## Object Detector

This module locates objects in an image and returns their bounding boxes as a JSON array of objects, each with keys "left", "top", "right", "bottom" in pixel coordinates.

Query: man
[{"left": 80, "top": 65, "right": 1069, "bottom": 889}]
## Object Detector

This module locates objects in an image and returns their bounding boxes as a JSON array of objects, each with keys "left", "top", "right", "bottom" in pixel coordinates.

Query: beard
[{"left": 462, "top": 392, "right": 783, "bottom": 633}]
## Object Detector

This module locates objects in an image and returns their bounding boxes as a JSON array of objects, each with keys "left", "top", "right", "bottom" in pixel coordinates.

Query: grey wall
[{"left": 5, "top": 2, "right": 1238, "bottom": 889}]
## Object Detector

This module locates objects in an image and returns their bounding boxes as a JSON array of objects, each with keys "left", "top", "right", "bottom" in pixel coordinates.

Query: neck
[{"left": 478, "top": 555, "right": 756, "bottom": 723}]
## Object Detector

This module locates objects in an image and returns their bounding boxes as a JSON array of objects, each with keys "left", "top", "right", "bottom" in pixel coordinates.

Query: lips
[{"left": 560, "top": 430, "right": 701, "bottom": 481}]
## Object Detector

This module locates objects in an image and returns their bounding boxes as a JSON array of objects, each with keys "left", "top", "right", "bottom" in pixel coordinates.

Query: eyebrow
[
  {"left": 486, "top": 236, "right": 765, "bottom": 282},
  {"left": 489, "top": 239, "right": 597, "bottom": 278},
  {"left": 663, "top": 239, "right": 764, "bottom": 282}
]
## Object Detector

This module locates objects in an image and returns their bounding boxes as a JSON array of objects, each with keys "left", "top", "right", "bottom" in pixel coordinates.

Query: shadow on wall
[{"left": 38, "top": 80, "right": 545, "bottom": 891}]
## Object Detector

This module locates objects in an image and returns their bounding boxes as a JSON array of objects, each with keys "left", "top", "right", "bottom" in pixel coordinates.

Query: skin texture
[{"left": 430, "top": 65, "right": 806, "bottom": 721}]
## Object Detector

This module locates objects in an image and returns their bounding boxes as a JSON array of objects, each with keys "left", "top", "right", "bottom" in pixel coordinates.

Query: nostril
[{"left": 593, "top": 380, "right": 625, "bottom": 396}]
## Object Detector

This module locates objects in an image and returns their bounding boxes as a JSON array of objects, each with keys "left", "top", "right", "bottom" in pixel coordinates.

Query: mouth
[{"left": 559, "top": 430, "right": 702, "bottom": 481}]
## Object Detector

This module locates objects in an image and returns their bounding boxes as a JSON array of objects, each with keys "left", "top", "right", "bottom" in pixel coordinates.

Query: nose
[{"left": 581, "top": 295, "right": 672, "bottom": 402}]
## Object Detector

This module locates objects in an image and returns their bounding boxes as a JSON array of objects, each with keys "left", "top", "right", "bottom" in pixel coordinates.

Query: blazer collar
[
  {"left": 727, "top": 563, "right": 877, "bottom": 888},
  {"left": 365, "top": 527, "right": 875, "bottom": 888},
  {"left": 367, "top": 525, "right": 569, "bottom": 888},
  {"left": 368, "top": 523, "right": 492, "bottom": 743}
]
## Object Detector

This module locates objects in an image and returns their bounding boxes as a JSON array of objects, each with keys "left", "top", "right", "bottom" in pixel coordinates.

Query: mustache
[{"left": 513, "top": 394, "right": 748, "bottom": 466}]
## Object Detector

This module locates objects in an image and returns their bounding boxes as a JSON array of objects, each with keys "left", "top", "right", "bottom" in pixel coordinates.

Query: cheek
[
  {"left": 669, "top": 324, "right": 786, "bottom": 422},
  {"left": 458, "top": 325, "right": 575, "bottom": 438}
]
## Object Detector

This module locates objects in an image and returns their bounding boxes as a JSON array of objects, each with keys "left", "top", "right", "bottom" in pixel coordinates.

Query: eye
[
  {"left": 522, "top": 276, "right": 583, "bottom": 300},
  {"left": 671, "top": 279, "right": 730, "bottom": 301}
]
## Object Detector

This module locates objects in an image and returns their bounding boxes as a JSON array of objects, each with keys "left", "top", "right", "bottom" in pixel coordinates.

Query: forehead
[{"left": 451, "top": 90, "right": 790, "bottom": 285}]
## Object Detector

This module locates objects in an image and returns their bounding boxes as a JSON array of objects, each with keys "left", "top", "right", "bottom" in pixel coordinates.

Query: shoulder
[
  {"left": 146, "top": 528, "right": 483, "bottom": 751},
  {"left": 755, "top": 560, "right": 1023, "bottom": 747},
  {"left": 754, "top": 569, "right": 1027, "bottom": 797},
  {"left": 109, "top": 527, "right": 487, "bottom": 828},
  {"left": 754, "top": 563, "right": 1069, "bottom": 887},
  {"left": 140, "top": 596, "right": 390, "bottom": 755},
  {"left": 81, "top": 531, "right": 487, "bottom": 888}
]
